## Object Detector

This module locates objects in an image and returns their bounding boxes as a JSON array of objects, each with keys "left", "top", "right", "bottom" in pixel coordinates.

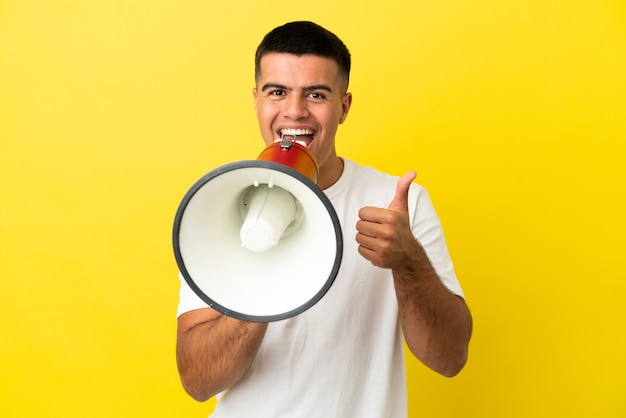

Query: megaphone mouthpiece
[{"left": 258, "top": 140, "right": 318, "bottom": 184}]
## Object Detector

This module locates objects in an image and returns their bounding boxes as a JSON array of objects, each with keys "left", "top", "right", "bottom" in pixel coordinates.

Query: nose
[{"left": 283, "top": 95, "right": 309, "bottom": 120}]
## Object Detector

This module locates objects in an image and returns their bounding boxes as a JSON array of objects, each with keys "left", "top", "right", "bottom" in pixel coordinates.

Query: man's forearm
[
  {"left": 393, "top": 256, "right": 472, "bottom": 377},
  {"left": 176, "top": 313, "right": 268, "bottom": 402}
]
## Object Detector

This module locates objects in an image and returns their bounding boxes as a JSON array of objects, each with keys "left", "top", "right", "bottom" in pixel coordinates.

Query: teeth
[{"left": 280, "top": 128, "right": 314, "bottom": 136}]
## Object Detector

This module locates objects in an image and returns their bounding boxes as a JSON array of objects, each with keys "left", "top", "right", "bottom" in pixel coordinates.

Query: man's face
[{"left": 253, "top": 53, "right": 352, "bottom": 187}]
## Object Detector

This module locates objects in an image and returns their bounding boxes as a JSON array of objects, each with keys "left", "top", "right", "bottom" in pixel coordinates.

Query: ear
[
  {"left": 339, "top": 92, "right": 352, "bottom": 124},
  {"left": 252, "top": 87, "right": 258, "bottom": 115}
]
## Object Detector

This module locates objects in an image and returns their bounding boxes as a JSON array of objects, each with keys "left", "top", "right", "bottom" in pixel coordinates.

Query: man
[{"left": 176, "top": 21, "right": 472, "bottom": 417}]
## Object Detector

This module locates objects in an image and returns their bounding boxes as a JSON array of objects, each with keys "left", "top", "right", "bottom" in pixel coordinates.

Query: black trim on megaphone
[{"left": 173, "top": 160, "right": 343, "bottom": 322}]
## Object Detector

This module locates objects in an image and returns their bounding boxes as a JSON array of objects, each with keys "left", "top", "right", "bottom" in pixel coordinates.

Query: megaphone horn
[{"left": 173, "top": 138, "right": 343, "bottom": 322}]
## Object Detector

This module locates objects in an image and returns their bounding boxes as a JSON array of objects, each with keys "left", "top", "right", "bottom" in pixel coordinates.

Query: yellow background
[{"left": 2, "top": 1, "right": 625, "bottom": 417}]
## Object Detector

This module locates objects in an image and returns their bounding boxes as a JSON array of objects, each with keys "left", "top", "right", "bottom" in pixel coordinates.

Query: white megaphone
[{"left": 173, "top": 138, "right": 343, "bottom": 322}]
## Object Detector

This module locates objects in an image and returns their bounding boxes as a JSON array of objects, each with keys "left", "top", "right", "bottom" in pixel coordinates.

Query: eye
[{"left": 308, "top": 92, "right": 326, "bottom": 100}]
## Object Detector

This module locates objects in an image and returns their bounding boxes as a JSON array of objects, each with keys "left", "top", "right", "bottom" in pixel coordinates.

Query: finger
[{"left": 387, "top": 171, "right": 416, "bottom": 212}]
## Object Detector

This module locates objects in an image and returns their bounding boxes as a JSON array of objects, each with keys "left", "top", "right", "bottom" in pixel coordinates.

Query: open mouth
[{"left": 279, "top": 128, "right": 315, "bottom": 147}]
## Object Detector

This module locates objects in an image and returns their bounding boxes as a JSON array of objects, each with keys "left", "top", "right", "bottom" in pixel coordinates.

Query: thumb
[{"left": 388, "top": 171, "right": 417, "bottom": 212}]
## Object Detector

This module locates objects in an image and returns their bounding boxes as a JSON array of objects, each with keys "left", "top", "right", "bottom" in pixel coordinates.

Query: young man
[{"left": 176, "top": 21, "right": 472, "bottom": 417}]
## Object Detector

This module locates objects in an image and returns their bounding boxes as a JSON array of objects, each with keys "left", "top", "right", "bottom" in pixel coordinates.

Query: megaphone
[{"left": 173, "top": 138, "right": 343, "bottom": 322}]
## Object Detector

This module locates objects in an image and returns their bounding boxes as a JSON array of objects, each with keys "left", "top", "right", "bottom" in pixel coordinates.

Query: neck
[{"left": 317, "top": 156, "right": 344, "bottom": 190}]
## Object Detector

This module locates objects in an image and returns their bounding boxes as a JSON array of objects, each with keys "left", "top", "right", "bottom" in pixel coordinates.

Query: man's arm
[
  {"left": 176, "top": 307, "right": 268, "bottom": 401},
  {"left": 356, "top": 172, "right": 472, "bottom": 377},
  {"left": 391, "top": 247, "right": 472, "bottom": 376}
]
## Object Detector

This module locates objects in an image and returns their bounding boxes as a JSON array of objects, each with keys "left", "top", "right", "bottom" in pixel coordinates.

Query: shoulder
[{"left": 343, "top": 159, "right": 428, "bottom": 203}]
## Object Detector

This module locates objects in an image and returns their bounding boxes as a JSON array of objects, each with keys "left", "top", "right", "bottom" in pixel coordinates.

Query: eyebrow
[{"left": 261, "top": 83, "right": 334, "bottom": 93}]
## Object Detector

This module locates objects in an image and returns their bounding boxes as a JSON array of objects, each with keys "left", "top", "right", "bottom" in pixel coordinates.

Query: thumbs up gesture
[{"left": 356, "top": 171, "right": 420, "bottom": 269}]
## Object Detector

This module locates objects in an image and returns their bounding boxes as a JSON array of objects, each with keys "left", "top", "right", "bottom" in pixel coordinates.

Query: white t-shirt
[{"left": 177, "top": 159, "right": 464, "bottom": 418}]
